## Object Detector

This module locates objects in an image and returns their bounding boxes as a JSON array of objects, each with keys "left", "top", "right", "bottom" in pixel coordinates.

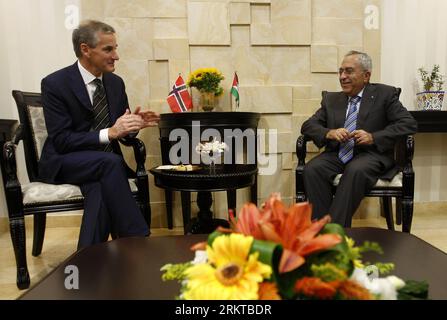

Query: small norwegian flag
[{"left": 167, "top": 75, "right": 193, "bottom": 113}]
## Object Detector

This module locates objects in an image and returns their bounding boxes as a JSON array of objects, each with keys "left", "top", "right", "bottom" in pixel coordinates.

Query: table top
[
  {"left": 150, "top": 164, "right": 257, "bottom": 192},
  {"left": 20, "top": 227, "right": 447, "bottom": 300},
  {"left": 409, "top": 110, "right": 447, "bottom": 132}
]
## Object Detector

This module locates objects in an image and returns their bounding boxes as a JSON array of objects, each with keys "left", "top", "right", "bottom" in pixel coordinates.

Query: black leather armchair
[
  {"left": 2, "top": 90, "right": 151, "bottom": 289},
  {"left": 295, "top": 134, "right": 415, "bottom": 233}
]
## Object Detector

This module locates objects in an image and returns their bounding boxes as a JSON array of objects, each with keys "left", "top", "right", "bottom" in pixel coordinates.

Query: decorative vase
[
  {"left": 416, "top": 91, "right": 445, "bottom": 111},
  {"left": 200, "top": 91, "right": 216, "bottom": 112}
]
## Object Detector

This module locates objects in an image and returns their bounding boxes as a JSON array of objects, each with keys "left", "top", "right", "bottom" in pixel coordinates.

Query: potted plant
[
  {"left": 187, "top": 68, "right": 224, "bottom": 111},
  {"left": 417, "top": 64, "right": 444, "bottom": 110}
]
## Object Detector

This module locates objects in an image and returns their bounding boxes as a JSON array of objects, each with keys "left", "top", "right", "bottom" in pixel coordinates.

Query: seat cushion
[
  {"left": 22, "top": 179, "right": 138, "bottom": 205},
  {"left": 332, "top": 172, "right": 403, "bottom": 188}
]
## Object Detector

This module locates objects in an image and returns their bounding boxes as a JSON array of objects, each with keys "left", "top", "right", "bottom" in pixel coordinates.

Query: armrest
[
  {"left": 403, "top": 135, "right": 414, "bottom": 174},
  {"left": 118, "top": 136, "right": 147, "bottom": 176},
  {"left": 2, "top": 124, "right": 24, "bottom": 186},
  {"left": 3, "top": 140, "right": 24, "bottom": 217},
  {"left": 296, "top": 135, "right": 310, "bottom": 166}
]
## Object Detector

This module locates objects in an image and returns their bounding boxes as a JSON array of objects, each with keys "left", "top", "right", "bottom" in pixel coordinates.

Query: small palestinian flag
[{"left": 231, "top": 72, "right": 239, "bottom": 109}]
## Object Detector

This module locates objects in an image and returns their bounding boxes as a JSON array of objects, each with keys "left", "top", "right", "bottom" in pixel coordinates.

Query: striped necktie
[
  {"left": 92, "top": 78, "right": 112, "bottom": 152},
  {"left": 338, "top": 96, "right": 361, "bottom": 164}
]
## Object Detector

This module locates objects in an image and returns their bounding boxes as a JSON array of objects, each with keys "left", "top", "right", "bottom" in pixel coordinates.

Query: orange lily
[{"left": 232, "top": 193, "right": 342, "bottom": 273}]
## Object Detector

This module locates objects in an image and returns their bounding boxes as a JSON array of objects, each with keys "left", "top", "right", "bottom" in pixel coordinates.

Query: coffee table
[{"left": 20, "top": 228, "right": 447, "bottom": 299}]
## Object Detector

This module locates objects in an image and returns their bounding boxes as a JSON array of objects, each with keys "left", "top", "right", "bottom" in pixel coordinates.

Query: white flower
[
  {"left": 349, "top": 267, "right": 405, "bottom": 300},
  {"left": 195, "top": 140, "right": 228, "bottom": 154},
  {"left": 387, "top": 275, "right": 405, "bottom": 290},
  {"left": 191, "top": 250, "right": 208, "bottom": 265}
]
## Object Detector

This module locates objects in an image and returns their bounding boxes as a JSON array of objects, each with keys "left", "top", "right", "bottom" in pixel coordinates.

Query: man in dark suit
[
  {"left": 39, "top": 20, "right": 160, "bottom": 248},
  {"left": 301, "top": 51, "right": 417, "bottom": 226}
]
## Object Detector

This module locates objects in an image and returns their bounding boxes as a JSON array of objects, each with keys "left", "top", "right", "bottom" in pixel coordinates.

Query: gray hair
[
  {"left": 72, "top": 20, "right": 115, "bottom": 58},
  {"left": 345, "top": 50, "right": 372, "bottom": 72}
]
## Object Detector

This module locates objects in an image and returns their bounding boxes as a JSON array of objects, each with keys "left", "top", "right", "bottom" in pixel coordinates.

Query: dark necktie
[
  {"left": 92, "top": 78, "right": 112, "bottom": 152},
  {"left": 338, "top": 96, "right": 361, "bottom": 164}
]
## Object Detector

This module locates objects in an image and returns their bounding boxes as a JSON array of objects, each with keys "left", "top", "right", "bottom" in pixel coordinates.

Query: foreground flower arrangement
[{"left": 161, "top": 194, "right": 428, "bottom": 300}]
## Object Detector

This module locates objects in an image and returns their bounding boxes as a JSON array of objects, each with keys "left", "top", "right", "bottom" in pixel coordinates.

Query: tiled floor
[{"left": 1, "top": 212, "right": 447, "bottom": 300}]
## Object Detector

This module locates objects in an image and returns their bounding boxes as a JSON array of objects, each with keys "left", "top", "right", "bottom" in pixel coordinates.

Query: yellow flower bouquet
[
  {"left": 187, "top": 68, "right": 224, "bottom": 97},
  {"left": 161, "top": 194, "right": 428, "bottom": 300}
]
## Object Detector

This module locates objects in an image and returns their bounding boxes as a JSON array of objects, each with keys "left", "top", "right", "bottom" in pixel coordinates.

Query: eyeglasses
[
  {"left": 338, "top": 68, "right": 356, "bottom": 76},
  {"left": 339, "top": 68, "right": 367, "bottom": 76}
]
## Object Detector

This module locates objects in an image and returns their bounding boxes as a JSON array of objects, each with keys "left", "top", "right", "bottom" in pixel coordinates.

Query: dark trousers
[
  {"left": 56, "top": 151, "right": 149, "bottom": 249},
  {"left": 303, "top": 151, "right": 383, "bottom": 226}
]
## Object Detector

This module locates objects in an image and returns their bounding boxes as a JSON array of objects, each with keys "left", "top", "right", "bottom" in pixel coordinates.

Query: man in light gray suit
[{"left": 301, "top": 51, "right": 417, "bottom": 226}]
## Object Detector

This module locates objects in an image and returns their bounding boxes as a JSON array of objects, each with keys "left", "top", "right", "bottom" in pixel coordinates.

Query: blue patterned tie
[{"left": 338, "top": 96, "right": 361, "bottom": 164}]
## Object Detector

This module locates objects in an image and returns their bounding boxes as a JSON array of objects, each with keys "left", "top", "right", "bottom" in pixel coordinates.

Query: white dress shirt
[
  {"left": 345, "top": 88, "right": 364, "bottom": 117},
  {"left": 77, "top": 61, "right": 110, "bottom": 144}
]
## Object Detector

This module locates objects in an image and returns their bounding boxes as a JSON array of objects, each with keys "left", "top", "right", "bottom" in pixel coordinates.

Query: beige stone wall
[{"left": 80, "top": 0, "right": 382, "bottom": 227}]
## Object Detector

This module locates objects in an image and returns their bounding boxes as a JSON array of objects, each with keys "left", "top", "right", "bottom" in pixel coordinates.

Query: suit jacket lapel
[
  {"left": 357, "top": 84, "right": 376, "bottom": 127},
  {"left": 334, "top": 93, "right": 349, "bottom": 128},
  {"left": 68, "top": 62, "right": 93, "bottom": 111}
]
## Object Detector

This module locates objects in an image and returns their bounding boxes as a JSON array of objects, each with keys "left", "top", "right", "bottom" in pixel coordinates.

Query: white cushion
[
  {"left": 22, "top": 179, "right": 138, "bottom": 205},
  {"left": 332, "top": 172, "right": 403, "bottom": 188}
]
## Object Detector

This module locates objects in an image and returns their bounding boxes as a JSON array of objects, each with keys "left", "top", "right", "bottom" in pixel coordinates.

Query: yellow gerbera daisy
[{"left": 183, "top": 233, "right": 272, "bottom": 300}]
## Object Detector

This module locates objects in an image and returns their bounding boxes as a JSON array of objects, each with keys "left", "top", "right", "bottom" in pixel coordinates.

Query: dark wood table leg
[
  {"left": 250, "top": 175, "right": 257, "bottom": 205},
  {"left": 184, "top": 191, "right": 230, "bottom": 234},
  {"left": 165, "top": 190, "right": 173, "bottom": 229},
  {"left": 226, "top": 189, "right": 236, "bottom": 218},
  {"left": 180, "top": 191, "right": 191, "bottom": 234}
]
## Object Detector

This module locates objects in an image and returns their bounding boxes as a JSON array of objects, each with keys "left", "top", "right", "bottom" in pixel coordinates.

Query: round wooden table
[{"left": 150, "top": 164, "right": 258, "bottom": 234}]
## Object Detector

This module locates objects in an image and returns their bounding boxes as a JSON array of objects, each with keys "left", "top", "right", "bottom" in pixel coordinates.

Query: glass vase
[{"left": 200, "top": 91, "right": 216, "bottom": 112}]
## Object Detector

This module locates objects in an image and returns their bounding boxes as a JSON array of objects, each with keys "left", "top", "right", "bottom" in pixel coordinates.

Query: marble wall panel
[
  {"left": 270, "top": 47, "right": 311, "bottom": 85},
  {"left": 80, "top": 0, "right": 105, "bottom": 20},
  {"left": 105, "top": 18, "right": 154, "bottom": 60},
  {"left": 312, "top": 0, "right": 363, "bottom": 19},
  {"left": 292, "top": 86, "right": 312, "bottom": 100},
  {"left": 149, "top": 60, "right": 170, "bottom": 100},
  {"left": 153, "top": 38, "right": 190, "bottom": 60},
  {"left": 104, "top": 0, "right": 151, "bottom": 18},
  {"left": 231, "top": 25, "right": 250, "bottom": 46},
  {"left": 282, "top": 152, "right": 293, "bottom": 170},
  {"left": 258, "top": 115, "right": 292, "bottom": 133},
  {"left": 258, "top": 165, "right": 292, "bottom": 199},
  {"left": 312, "top": 17, "right": 363, "bottom": 46},
  {"left": 251, "top": 3, "right": 270, "bottom": 24},
  {"left": 310, "top": 73, "right": 341, "bottom": 99},
  {"left": 187, "top": 1, "right": 231, "bottom": 45},
  {"left": 153, "top": 18, "right": 188, "bottom": 39},
  {"left": 114, "top": 60, "right": 150, "bottom": 109},
  {"left": 148, "top": 99, "right": 171, "bottom": 114},
  {"left": 251, "top": 0, "right": 311, "bottom": 45},
  {"left": 230, "top": 2, "right": 251, "bottom": 25},
  {"left": 168, "top": 59, "right": 191, "bottom": 88},
  {"left": 311, "top": 45, "right": 338, "bottom": 73},
  {"left": 148, "top": 0, "right": 187, "bottom": 18},
  {"left": 293, "top": 99, "right": 321, "bottom": 115},
  {"left": 238, "top": 86, "right": 292, "bottom": 113}
]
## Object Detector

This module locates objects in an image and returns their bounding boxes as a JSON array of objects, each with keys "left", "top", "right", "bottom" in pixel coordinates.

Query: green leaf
[{"left": 397, "top": 280, "right": 429, "bottom": 300}]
